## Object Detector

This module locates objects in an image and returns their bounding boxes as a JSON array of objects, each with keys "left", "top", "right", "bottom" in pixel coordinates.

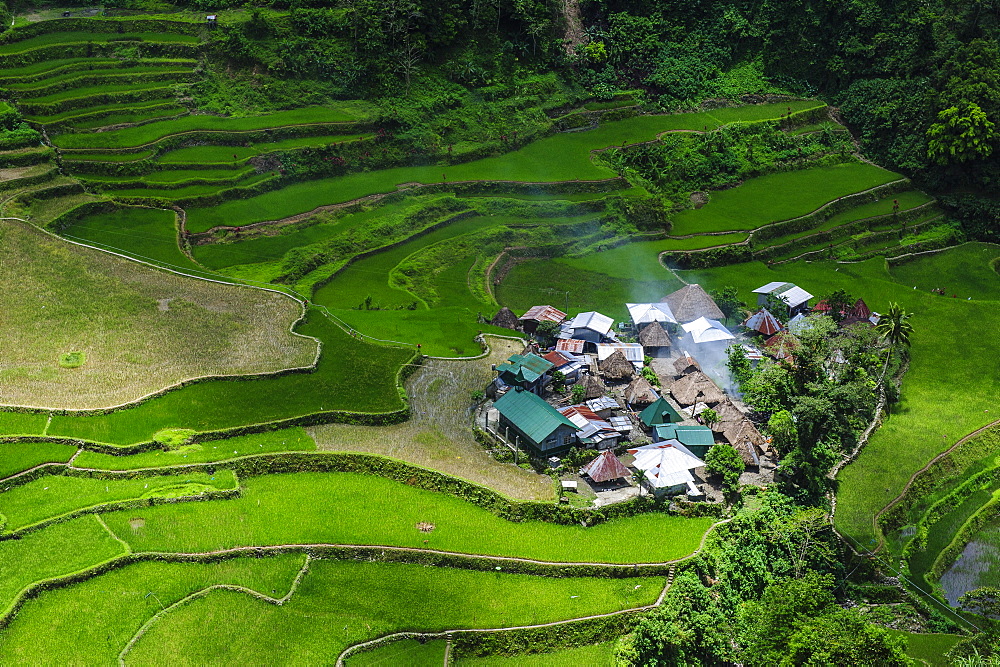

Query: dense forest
[{"left": 4, "top": 0, "right": 994, "bottom": 235}]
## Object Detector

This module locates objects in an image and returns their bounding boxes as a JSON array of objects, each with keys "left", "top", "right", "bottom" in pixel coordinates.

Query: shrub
[
  {"left": 58, "top": 351, "right": 86, "bottom": 368},
  {"left": 705, "top": 443, "right": 743, "bottom": 495}
]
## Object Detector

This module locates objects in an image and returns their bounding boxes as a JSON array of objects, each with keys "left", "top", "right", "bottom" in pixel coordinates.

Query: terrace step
[
  {"left": 26, "top": 191, "right": 105, "bottom": 228},
  {"left": 0, "top": 163, "right": 57, "bottom": 191},
  {"left": 18, "top": 83, "right": 187, "bottom": 116},
  {"left": 7, "top": 68, "right": 195, "bottom": 99},
  {"left": 0, "top": 57, "right": 198, "bottom": 84},
  {"left": 27, "top": 98, "right": 180, "bottom": 126},
  {"left": 0, "top": 145, "right": 54, "bottom": 167}
]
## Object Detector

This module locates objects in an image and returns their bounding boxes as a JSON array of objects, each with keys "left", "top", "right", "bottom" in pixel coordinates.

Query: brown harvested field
[
  {"left": 0, "top": 220, "right": 318, "bottom": 409},
  {"left": 311, "top": 336, "right": 556, "bottom": 501}
]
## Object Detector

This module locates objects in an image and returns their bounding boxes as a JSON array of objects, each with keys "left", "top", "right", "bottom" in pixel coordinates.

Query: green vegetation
[
  {"left": 670, "top": 164, "right": 901, "bottom": 235},
  {"left": 57, "top": 351, "right": 85, "bottom": 368},
  {"left": 0, "top": 555, "right": 306, "bottom": 664},
  {"left": 57, "top": 205, "right": 197, "bottom": 269},
  {"left": 349, "top": 639, "right": 447, "bottom": 666},
  {"left": 0, "top": 470, "right": 237, "bottom": 532},
  {"left": 457, "top": 642, "right": 616, "bottom": 665},
  {"left": 72, "top": 428, "right": 316, "bottom": 470},
  {"left": 101, "top": 471, "right": 713, "bottom": 562},
  {"left": 157, "top": 133, "right": 371, "bottom": 164},
  {"left": 53, "top": 104, "right": 373, "bottom": 149},
  {"left": 45, "top": 316, "right": 409, "bottom": 444},
  {"left": 0, "top": 441, "right": 76, "bottom": 479},
  {"left": 0, "top": 32, "right": 200, "bottom": 56},
  {"left": 124, "top": 561, "right": 660, "bottom": 664}
]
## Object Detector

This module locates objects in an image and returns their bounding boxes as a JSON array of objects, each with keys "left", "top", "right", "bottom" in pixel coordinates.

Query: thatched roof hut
[
  {"left": 722, "top": 419, "right": 769, "bottom": 465},
  {"left": 710, "top": 398, "right": 746, "bottom": 431},
  {"left": 669, "top": 370, "right": 725, "bottom": 406},
  {"left": 580, "top": 372, "right": 608, "bottom": 400},
  {"left": 490, "top": 306, "right": 521, "bottom": 331},
  {"left": 660, "top": 284, "right": 725, "bottom": 323},
  {"left": 638, "top": 321, "right": 671, "bottom": 349},
  {"left": 598, "top": 350, "right": 635, "bottom": 381},
  {"left": 672, "top": 355, "right": 701, "bottom": 378},
  {"left": 624, "top": 376, "right": 659, "bottom": 406}
]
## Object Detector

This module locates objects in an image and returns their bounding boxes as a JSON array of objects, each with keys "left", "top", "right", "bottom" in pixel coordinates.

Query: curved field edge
[{"left": 0, "top": 218, "right": 322, "bottom": 412}]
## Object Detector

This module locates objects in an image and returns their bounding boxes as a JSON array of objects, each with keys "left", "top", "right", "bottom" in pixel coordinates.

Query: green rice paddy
[
  {"left": 53, "top": 104, "right": 374, "bottom": 149},
  {"left": 156, "top": 133, "right": 372, "bottom": 164},
  {"left": 70, "top": 105, "right": 187, "bottom": 130},
  {"left": 19, "top": 80, "right": 182, "bottom": 105},
  {"left": 0, "top": 470, "right": 237, "bottom": 532},
  {"left": 72, "top": 428, "right": 316, "bottom": 470},
  {"left": 26, "top": 99, "right": 179, "bottom": 125},
  {"left": 0, "top": 31, "right": 200, "bottom": 56},
  {"left": 0, "top": 441, "right": 77, "bottom": 479},
  {"left": 669, "top": 163, "right": 902, "bottom": 236},
  {"left": 43, "top": 316, "right": 411, "bottom": 445},
  {"left": 96, "top": 471, "right": 709, "bottom": 562}
]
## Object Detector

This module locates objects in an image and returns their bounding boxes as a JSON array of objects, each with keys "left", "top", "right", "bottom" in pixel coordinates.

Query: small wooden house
[
  {"left": 638, "top": 321, "right": 672, "bottom": 356},
  {"left": 519, "top": 305, "right": 566, "bottom": 334}
]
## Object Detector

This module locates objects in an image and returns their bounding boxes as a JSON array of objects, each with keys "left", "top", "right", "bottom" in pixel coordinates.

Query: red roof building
[
  {"left": 519, "top": 305, "right": 567, "bottom": 333},
  {"left": 579, "top": 450, "right": 631, "bottom": 483}
]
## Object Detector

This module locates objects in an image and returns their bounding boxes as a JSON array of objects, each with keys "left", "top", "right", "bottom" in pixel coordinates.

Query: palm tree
[{"left": 875, "top": 302, "right": 914, "bottom": 382}]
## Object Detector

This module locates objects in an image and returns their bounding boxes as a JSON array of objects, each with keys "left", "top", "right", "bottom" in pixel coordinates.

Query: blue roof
[{"left": 494, "top": 389, "right": 579, "bottom": 444}]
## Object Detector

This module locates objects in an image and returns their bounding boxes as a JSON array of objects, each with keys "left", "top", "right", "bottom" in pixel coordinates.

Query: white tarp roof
[
  {"left": 628, "top": 443, "right": 704, "bottom": 489},
  {"left": 570, "top": 311, "right": 614, "bottom": 334},
  {"left": 587, "top": 396, "right": 619, "bottom": 412},
  {"left": 681, "top": 316, "right": 735, "bottom": 343},
  {"left": 626, "top": 302, "right": 677, "bottom": 326},
  {"left": 753, "top": 281, "right": 789, "bottom": 294},
  {"left": 753, "top": 282, "right": 813, "bottom": 308},
  {"left": 596, "top": 343, "right": 644, "bottom": 365}
]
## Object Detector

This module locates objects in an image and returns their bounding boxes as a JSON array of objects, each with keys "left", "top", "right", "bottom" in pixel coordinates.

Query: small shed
[
  {"left": 744, "top": 308, "right": 782, "bottom": 336},
  {"left": 598, "top": 349, "right": 636, "bottom": 381},
  {"left": 597, "top": 342, "right": 644, "bottom": 370},
  {"left": 660, "top": 284, "right": 725, "bottom": 323},
  {"left": 638, "top": 321, "right": 672, "bottom": 354},
  {"left": 639, "top": 397, "right": 682, "bottom": 427},
  {"left": 580, "top": 450, "right": 631, "bottom": 483},
  {"left": 519, "top": 305, "right": 566, "bottom": 334},
  {"left": 490, "top": 307, "right": 522, "bottom": 331},
  {"left": 586, "top": 395, "right": 620, "bottom": 418}
]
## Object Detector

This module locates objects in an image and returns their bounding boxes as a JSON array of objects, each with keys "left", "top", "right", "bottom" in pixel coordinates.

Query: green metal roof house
[
  {"left": 640, "top": 397, "right": 682, "bottom": 427},
  {"left": 655, "top": 424, "right": 716, "bottom": 458},
  {"left": 493, "top": 388, "right": 580, "bottom": 455},
  {"left": 495, "top": 353, "right": 554, "bottom": 395}
]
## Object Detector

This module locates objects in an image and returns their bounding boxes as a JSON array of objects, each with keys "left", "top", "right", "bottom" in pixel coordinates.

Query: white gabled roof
[
  {"left": 681, "top": 316, "right": 735, "bottom": 343},
  {"left": 777, "top": 286, "right": 813, "bottom": 308},
  {"left": 753, "top": 281, "right": 789, "bottom": 295},
  {"left": 626, "top": 303, "right": 677, "bottom": 326},
  {"left": 569, "top": 311, "right": 614, "bottom": 335},
  {"left": 753, "top": 282, "right": 813, "bottom": 308}
]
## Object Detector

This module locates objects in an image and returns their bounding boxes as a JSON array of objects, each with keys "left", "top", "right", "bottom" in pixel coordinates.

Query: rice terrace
[{"left": 0, "top": 2, "right": 999, "bottom": 664}]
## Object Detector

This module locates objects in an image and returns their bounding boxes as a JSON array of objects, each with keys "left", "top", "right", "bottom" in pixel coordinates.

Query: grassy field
[
  {"left": 193, "top": 200, "right": 418, "bottom": 270},
  {"left": 0, "top": 441, "right": 77, "bottom": 478},
  {"left": 0, "top": 218, "right": 316, "bottom": 410},
  {"left": 73, "top": 427, "right": 316, "bottom": 470},
  {"left": 756, "top": 189, "right": 933, "bottom": 249},
  {"left": 45, "top": 316, "right": 410, "bottom": 444},
  {"left": 28, "top": 100, "right": 178, "bottom": 125},
  {"left": 349, "top": 639, "right": 447, "bottom": 666},
  {"left": 58, "top": 205, "right": 199, "bottom": 269},
  {"left": 157, "top": 133, "right": 371, "bottom": 164},
  {"left": 0, "top": 469, "right": 237, "bottom": 531},
  {"left": 887, "top": 631, "right": 964, "bottom": 666},
  {"left": 669, "top": 163, "right": 901, "bottom": 236},
  {"left": 70, "top": 104, "right": 187, "bottom": 129},
  {"left": 20, "top": 80, "right": 181, "bottom": 105},
  {"left": 123, "top": 560, "right": 662, "bottom": 664},
  {"left": 0, "top": 554, "right": 306, "bottom": 664},
  {"left": 457, "top": 641, "right": 617, "bottom": 665},
  {"left": 184, "top": 102, "right": 816, "bottom": 230},
  {"left": 0, "top": 411, "right": 48, "bottom": 436},
  {"left": 0, "top": 57, "right": 196, "bottom": 83},
  {"left": 0, "top": 516, "right": 127, "bottom": 615},
  {"left": 106, "top": 172, "right": 275, "bottom": 200},
  {"left": 890, "top": 243, "right": 1000, "bottom": 300},
  {"left": 53, "top": 104, "right": 373, "bottom": 149},
  {"left": 99, "top": 471, "right": 714, "bottom": 562},
  {"left": 0, "top": 31, "right": 200, "bottom": 56},
  {"left": 497, "top": 259, "right": 683, "bottom": 322},
  {"left": 555, "top": 233, "right": 749, "bottom": 282},
  {"left": 312, "top": 337, "right": 554, "bottom": 501},
  {"left": 7, "top": 65, "right": 192, "bottom": 92}
]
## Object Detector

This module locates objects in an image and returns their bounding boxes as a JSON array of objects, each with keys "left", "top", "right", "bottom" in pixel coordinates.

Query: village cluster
[{"left": 480, "top": 282, "right": 880, "bottom": 503}]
